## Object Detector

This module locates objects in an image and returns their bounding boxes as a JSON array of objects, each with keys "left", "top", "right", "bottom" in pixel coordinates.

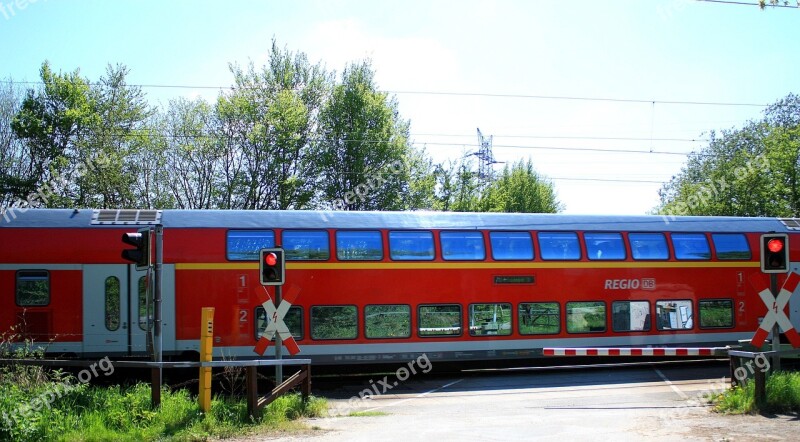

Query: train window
[
  {"left": 16, "top": 270, "right": 49, "bottom": 306},
  {"left": 518, "top": 302, "right": 560, "bottom": 335},
  {"left": 310, "top": 305, "right": 357, "bottom": 340},
  {"left": 105, "top": 277, "right": 121, "bottom": 331},
  {"left": 389, "top": 231, "right": 435, "bottom": 261},
  {"left": 469, "top": 303, "right": 512, "bottom": 336},
  {"left": 566, "top": 302, "right": 606, "bottom": 333},
  {"left": 337, "top": 230, "right": 383, "bottom": 261},
  {"left": 629, "top": 233, "right": 669, "bottom": 260},
  {"left": 283, "top": 230, "right": 330, "bottom": 260},
  {"left": 656, "top": 300, "right": 694, "bottom": 330},
  {"left": 418, "top": 304, "right": 462, "bottom": 337},
  {"left": 365, "top": 305, "right": 411, "bottom": 339},
  {"left": 490, "top": 231, "right": 534, "bottom": 260},
  {"left": 611, "top": 301, "right": 651, "bottom": 332},
  {"left": 585, "top": 233, "right": 626, "bottom": 260},
  {"left": 255, "top": 305, "right": 303, "bottom": 340},
  {"left": 698, "top": 299, "right": 734, "bottom": 329},
  {"left": 671, "top": 233, "right": 711, "bottom": 260},
  {"left": 138, "top": 276, "right": 151, "bottom": 331},
  {"left": 441, "top": 231, "right": 486, "bottom": 261},
  {"left": 711, "top": 234, "right": 751, "bottom": 260},
  {"left": 538, "top": 232, "right": 581, "bottom": 260},
  {"left": 226, "top": 230, "right": 275, "bottom": 261}
]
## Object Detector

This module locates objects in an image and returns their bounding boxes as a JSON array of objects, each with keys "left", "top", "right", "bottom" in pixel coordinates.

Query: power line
[
  {"left": 411, "top": 133, "right": 710, "bottom": 143},
  {"left": 0, "top": 79, "right": 777, "bottom": 108},
  {"left": 697, "top": 0, "right": 800, "bottom": 8}
]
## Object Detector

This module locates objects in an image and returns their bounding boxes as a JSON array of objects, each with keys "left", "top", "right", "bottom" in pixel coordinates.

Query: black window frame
[
  {"left": 629, "top": 232, "right": 670, "bottom": 261},
  {"left": 611, "top": 300, "right": 652, "bottom": 333},
  {"left": 711, "top": 233, "right": 752, "bottom": 260},
  {"left": 518, "top": 301, "right": 561, "bottom": 335},
  {"left": 417, "top": 304, "right": 463, "bottom": 337},
  {"left": 15, "top": 270, "right": 50, "bottom": 307},
  {"left": 698, "top": 298, "right": 735, "bottom": 329},
  {"left": 364, "top": 304, "right": 412, "bottom": 339},
  {"left": 489, "top": 231, "right": 535, "bottom": 261},
  {"left": 226, "top": 229, "right": 276, "bottom": 261},
  {"left": 671, "top": 233, "right": 711, "bottom": 261},
  {"left": 565, "top": 301, "right": 607, "bottom": 334},
  {"left": 309, "top": 305, "right": 358, "bottom": 340},
  {"left": 537, "top": 231, "right": 582, "bottom": 261},
  {"left": 283, "top": 229, "right": 331, "bottom": 261},
  {"left": 440, "top": 231, "right": 487, "bottom": 261},
  {"left": 388, "top": 230, "right": 435, "bottom": 261},
  {"left": 584, "top": 232, "right": 627, "bottom": 261},
  {"left": 336, "top": 230, "right": 384, "bottom": 261}
]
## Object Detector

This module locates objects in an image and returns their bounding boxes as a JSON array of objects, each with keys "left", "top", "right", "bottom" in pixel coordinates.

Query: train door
[
  {"left": 82, "top": 264, "right": 176, "bottom": 356},
  {"left": 83, "top": 265, "right": 131, "bottom": 354}
]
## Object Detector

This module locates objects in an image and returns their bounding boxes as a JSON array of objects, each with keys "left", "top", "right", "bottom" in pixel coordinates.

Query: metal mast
[{"left": 475, "top": 128, "right": 495, "bottom": 186}]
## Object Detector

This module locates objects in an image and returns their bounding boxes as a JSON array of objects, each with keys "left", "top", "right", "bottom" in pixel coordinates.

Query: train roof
[{"left": 0, "top": 208, "right": 796, "bottom": 233}]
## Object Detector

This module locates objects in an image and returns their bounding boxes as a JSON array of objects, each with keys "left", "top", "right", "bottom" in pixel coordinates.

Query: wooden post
[
  {"left": 302, "top": 364, "right": 311, "bottom": 402},
  {"left": 754, "top": 363, "right": 767, "bottom": 407},
  {"left": 247, "top": 366, "right": 259, "bottom": 419},
  {"left": 199, "top": 307, "right": 215, "bottom": 412},
  {"left": 151, "top": 367, "right": 161, "bottom": 407}
]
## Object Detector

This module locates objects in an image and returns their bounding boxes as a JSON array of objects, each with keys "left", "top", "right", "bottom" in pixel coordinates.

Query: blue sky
[{"left": 1, "top": 0, "right": 799, "bottom": 214}]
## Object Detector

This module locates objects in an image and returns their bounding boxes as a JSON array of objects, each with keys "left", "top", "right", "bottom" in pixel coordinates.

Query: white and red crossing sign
[
  {"left": 543, "top": 347, "right": 727, "bottom": 357},
  {"left": 253, "top": 284, "right": 301, "bottom": 356},
  {"left": 751, "top": 271, "right": 800, "bottom": 348}
]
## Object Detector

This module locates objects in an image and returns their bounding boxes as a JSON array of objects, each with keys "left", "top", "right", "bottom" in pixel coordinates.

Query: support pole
[
  {"left": 154, "top": 225, "right": 164, "bottom": 394},
  {"left": 770, "top": 274, "right": 781, "bottom": 372},
  {"left": 275, "top": 284, "right": 283, "bottom": 384},
  {"left": 199, "top": 307, "right": 215, "bottom": 412}
]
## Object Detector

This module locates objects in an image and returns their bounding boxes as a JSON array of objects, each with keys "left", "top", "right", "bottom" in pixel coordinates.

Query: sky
[{"left": 1, "top": 0, "right": 799, "bottom": 215}]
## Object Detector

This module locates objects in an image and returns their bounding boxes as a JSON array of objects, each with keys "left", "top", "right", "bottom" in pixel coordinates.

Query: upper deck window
[
  {"left": 629, "top": 233, "right": 669, "bottom": 260},
  {"left": 440, "top": 231, "right": 485, "bottom": 261},
  {"left": 585, "top": 232, "right": 626, "bottom": 260},
  {"left": 336, "top": 230, "right": 383, "bottom": 261},
  {"left": 283, "top": 230, "right": 330, "bottom": 260},
  {"left": 672, "top": 233, "right": 711, "bottom": 260},
  {"left": 711, "top": 234, "right": 751, "bottom": 260},
  {"left": 226, "top": 230, "right": 275, "bottom": 261},
  {"left": 538, "top": 232, "right": 581, "bottom": 260},
  {"left": 389, "top": 231, "right": 435, "bottom": 261},
  {"left": 490, "top": 232, "right": 534, "bottom": 260}
]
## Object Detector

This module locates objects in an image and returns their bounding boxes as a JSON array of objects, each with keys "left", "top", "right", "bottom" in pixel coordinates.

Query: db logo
[{"left": 604, "top": 278, "right": 656, "bottom": 290}]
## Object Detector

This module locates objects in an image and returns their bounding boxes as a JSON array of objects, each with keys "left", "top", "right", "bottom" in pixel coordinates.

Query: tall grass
[
  {"left": 714, "top": 371, "right": 800, "bottom": 414},
  {"left": 1, "top": 332, "right": 327, "bottom": 441}
]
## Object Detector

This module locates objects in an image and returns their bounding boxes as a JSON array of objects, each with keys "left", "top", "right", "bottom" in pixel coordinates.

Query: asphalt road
[{"left": 269, "top": 361, "right": 798, "bottom": 441}]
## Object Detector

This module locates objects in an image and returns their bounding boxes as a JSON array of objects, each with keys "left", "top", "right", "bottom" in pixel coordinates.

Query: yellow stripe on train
[{"left": 175, "top": 261, "right": 760, "bottom": 270}]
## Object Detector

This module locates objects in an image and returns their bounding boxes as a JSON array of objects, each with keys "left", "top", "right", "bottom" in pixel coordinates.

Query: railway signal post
[
  {"left": 759, "top": 234, "right": 791, "bottom": 372},
  {"left": 259, "top": 247, "right": 286, "bottom": 383}
]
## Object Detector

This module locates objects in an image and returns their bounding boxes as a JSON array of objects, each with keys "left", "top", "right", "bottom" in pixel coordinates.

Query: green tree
[
  {"left": 215, "top": 41, "right": 328, "bottom": 210},
  {"left": 0, "top": 79, "right": 27, "bottom": 209},
  {"left": 477, "top": 159, "right": 562, "bottom": 213},
  {"left": 432, "top": 156, "right": 481, "bottom": 212},
  {"left": 656, "top": 94, "right": 800, "bottom": 217},
  {"left": 313, "top": 60, "right": 414, "bottom": 211},
  {"left": 10, "top": 62, "right": 95, "bottom": 207}
]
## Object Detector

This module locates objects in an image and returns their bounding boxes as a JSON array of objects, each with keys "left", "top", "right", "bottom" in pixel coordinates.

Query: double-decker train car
[{"left": 1, "top": 208, "right": 799, "bottom": 365}]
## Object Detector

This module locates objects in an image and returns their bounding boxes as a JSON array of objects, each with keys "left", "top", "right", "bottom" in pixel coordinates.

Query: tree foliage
[
  {"left": 657, "top": 94, "right": 800, "bottom": 217},
  {"left": 1, "top": 43, "right": 562, "bottom": 215}
]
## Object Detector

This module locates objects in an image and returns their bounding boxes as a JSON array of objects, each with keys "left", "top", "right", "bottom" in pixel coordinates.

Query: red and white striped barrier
[{"left": 543, "top": 347, "right": 728, "bottom": 357}]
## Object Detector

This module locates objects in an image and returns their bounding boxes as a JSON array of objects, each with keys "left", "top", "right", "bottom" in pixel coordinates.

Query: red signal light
[
  {"left": 265, "top": 252, "right": 278, "bottom": 266},
  {"left": 768, "top": 238, "right": 784, "bottom": 253}
]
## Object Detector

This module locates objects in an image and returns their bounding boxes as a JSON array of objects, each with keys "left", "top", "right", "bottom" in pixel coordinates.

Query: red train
[{"left": 1, "top": 208, "right": 798, "bottom": 365}]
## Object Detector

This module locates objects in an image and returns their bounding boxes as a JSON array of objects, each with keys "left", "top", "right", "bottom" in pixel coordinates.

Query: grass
[
  {"left": 0, "top": 330, "right": 328, "bottom": 441},
  {"left": 713, "top": 371, "right": 800, "bottom": 414}
]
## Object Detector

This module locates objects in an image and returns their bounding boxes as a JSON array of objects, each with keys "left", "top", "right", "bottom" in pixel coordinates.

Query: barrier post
[{"left": 199, "top": 307, "right": 215, "bottom": 412}]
